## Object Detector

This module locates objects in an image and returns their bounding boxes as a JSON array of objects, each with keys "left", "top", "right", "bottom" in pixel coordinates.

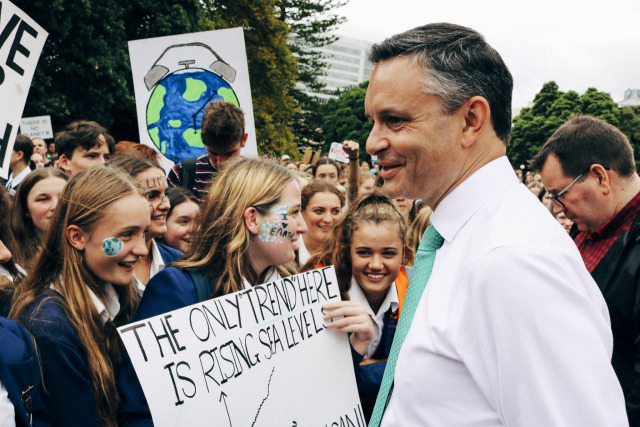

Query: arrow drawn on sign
[
  {"left": 251, "top": 367, "right": 276, "bottom": 427},
  {"left": 219, "top": 391, "right": 232, "bottom": 427}
]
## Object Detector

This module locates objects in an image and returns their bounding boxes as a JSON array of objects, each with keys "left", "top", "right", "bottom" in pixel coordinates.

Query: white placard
[
  {"left": 0, "top": 0, "right": 48, "bottom": 179},
  {"left": 118, "top": 267, "right": 364, "bottom": 426},
  {"left": 20, "top": 114, "right": 52, "bottom": 139},
  {"left": 328, "top": 142, "right": 350, "bottom": 164},
  {"left": 128, "top": 28, "right": 257, "bottom": 173}
]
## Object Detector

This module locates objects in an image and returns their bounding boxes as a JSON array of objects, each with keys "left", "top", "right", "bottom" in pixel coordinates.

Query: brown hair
[
  {"left": 55, "top": 120, "right": 115, "bottom": 159},
  {"left": 201, "top": 101, "right": 245, "bottom": 149},
  {"left": 10, "top": 168, "right": 69, "bottom": 269},
  {"left": 10, "top": 166, "right": 143, "bottom": 426},
  {"left": 112, "top": 141, "right": 159, "bottom": 164},
  {"left": 406, "top": 206, "right": 433, "bottom": 265},
  {"left": 172, "top": 157, "right": 297, "bottom": 296},
  {"left": 302, "top": 190, "right": 412, "bottom": 300},
  {"left": 301, "top": 180, "right": 345, "bottom": 211}
]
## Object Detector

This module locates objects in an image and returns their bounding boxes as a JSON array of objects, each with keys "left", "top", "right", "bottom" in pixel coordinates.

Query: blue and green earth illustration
[{"left": 146, "top": 69, "right": 239, "bottom": 162}]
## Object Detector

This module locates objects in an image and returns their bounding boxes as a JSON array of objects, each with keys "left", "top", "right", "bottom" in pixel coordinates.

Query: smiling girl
[
  {"left": 9, "top": 166, "right": 150, "bottom": 426},
  {"left": 158, "top": 187, "right": 200, "bottom": 253},
  {"left": 303, "top": 190, "right": 411, "bottom": 422},
  {"left": 10, "top": 168, "right": 68, "bottom": 270},
  {"left": 108, "top": 156, "right": 182, "bottom": 293}
]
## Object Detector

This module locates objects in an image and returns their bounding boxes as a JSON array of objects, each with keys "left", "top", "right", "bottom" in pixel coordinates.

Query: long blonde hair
[
  {"left": 10, "top": 166, "right": 143, "bottom": 427},
  {"left": 173, "top": 157, "right": 297, "bottom": 295}
]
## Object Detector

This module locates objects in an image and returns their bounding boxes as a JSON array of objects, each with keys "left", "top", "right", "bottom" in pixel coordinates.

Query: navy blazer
[
  {"left": 21, "top": 291, "right": 102, "bottom": 427},
  {"left": 0, "top": 316, "right": 50, "bottom": 427},
  {"left": 155, "top": 241, "right": 182, "bottom": 267}
]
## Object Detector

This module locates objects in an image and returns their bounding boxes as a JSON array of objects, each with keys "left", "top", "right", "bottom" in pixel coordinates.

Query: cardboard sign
[
  {"left": 128, "top": 28, "right": 257, "bottom": 173},
  {"left": 302, "top": 148, "right": 320, "bottom": 166},
  {"left": 118, "top": 267, "right": 364, "bottom": 426},
  {"left": 328, "top": 142, "right": 350, "bottom": 164},
  {"left": 20, "top": 115, "right": 52, "bottom": 139},
  {"left": 0, "top": 1, "right": 48, "bottom": 179}
]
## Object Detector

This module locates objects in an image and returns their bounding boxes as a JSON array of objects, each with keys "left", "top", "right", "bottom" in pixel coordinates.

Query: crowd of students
[{"left": 0, "top": 106, "right": 576, "bottom": 426}]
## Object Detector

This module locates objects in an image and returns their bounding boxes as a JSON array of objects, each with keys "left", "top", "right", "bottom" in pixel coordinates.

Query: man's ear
[
  {"left": 244, "top": 206, "right": 260, "bottom": 235},
  {"left": 591, "top": 164, "right": 612, "bottom": 195},
  {"left": 58, "top": 154, "right": 72, "bottom": 175},
  {"left": 66, "top": 225, "right": 86, "bottom": 251},
  {"left": 460, "top": 96, "right": 490, "bottom": 149},
  {"left": 241, "top": 133, "right": 248, "bottom": 148}
]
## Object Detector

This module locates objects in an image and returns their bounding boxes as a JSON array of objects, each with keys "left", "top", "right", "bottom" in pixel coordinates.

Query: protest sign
[
  {"left": 328, "top": 142, "right": 350, "bottom": 164},
  {"left": 0, "top": 0, "right": 47, "bottom": 179},
  {"left": 128, "top": 28, "right": 257, "bottom": 173},
  {"left": 118, "top": 266, "right": 364, "bottom": 426},
  {"left": 302, "top": 148, "right": 320, "bottom": 166},
  {"left": 20, "top": 115, "right": 52, "bottom": 139}
]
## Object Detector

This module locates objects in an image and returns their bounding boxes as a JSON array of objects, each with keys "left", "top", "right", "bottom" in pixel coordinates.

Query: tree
[
  {"left": 321, "top": 81, "right": 371, "bottom": 158},
  {"left": 16, "top": 0, "right": 202, "bottom": 142},
  {"left": 202, "top": 0, "right": 299, "bottom": 156},
  {"left": 507, "top": 81, "right": 640, "bottom": 170}
]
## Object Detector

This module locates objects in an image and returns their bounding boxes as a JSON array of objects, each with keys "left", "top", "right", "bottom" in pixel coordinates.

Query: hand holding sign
[{"left": 323, "top": 299, "right": 374, "bottom": 356}]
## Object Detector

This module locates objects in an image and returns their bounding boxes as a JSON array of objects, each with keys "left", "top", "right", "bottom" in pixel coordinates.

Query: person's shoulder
[
  {"left": 22, "top": 290, "right": 76, "bottom": 344},
  {"left": 155, "top": 241, "right": 183, "bottom": 264},
  {"left": 134, "top": 267, "right": 197, "bottom": 322},
  {"left": 0, "top": 316, "right": 35, "bottom": 363}
]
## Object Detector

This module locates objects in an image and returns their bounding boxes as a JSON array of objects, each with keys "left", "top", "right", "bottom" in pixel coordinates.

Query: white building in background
[
  {"left": 298, "top": 34, "right": 375, "bottom": 103},
  {"left": 618, "top": 89, "right": 640, "bottom": 108}
]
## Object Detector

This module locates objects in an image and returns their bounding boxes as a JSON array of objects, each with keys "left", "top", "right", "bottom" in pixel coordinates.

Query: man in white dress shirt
[{"left": 364, "top": 23, "right": 627, "bottom": 426}]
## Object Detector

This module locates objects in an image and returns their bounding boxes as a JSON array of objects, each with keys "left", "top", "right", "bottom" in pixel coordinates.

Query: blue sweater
[
  {"left": 0, "top": 316, "right": 50, "bottom": 427},
  {"left": 21, "top": 290, "right": 102, "bottom": 427}
]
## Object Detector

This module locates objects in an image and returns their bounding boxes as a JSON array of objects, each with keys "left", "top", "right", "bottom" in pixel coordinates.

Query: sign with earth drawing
[{"left": 129, "top": 28, "right": 257, "bottom": 171}]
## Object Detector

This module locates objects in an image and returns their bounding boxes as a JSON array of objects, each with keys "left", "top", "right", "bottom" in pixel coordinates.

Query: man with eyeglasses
[{"left": 533, "top": 115, "right": 640, "bottom": 425}]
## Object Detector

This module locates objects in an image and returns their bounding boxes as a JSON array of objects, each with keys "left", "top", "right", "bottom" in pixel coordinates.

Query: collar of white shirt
[
  {"left": 135, "top": 239, "right": 165, "bottom": 296},
  {"left": 348, "top": 275, "right": 398, "bottom": 359},
  {"left": 51, "top": 281, "right": 120, "bottom": 326},
  {"left": 7, "top": 166, "right": 32, "bottom": 189},
  {"left": 242, "top": 267, "right": 281, "bottom": 290},
  {"left": 431, "top": 156, "right": 518, "bottom": 244}
]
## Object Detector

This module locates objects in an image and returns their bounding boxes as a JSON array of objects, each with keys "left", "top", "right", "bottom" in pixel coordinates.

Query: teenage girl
[
  {"left": 303, "top": 190, "right": 412, "bottom": 422},
  {"left": 158, "top": 187, "right": 200, "bottom": 253},
  {"left": 118, "top": 157, "right": 372, "bottom": 425},
  {"left": 108, "top": 156, "right": 181, "bottom": 292},
  {"left": 9, "top": 166, "right": 150, "bottom": 426},
  {"left": 10, "top": 168, "right": 68, "bottom": 270}
]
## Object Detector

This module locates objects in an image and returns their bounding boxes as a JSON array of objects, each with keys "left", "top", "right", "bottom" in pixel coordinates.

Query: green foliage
[
  {"left": 320, "top": 81, "right": 371, "bottom": 158},
  {"left": 15, "top": 0, "right": 202, "bottom": 142},
  {"left": 508, "top": 81, "right": 640, "bottom": 170}
]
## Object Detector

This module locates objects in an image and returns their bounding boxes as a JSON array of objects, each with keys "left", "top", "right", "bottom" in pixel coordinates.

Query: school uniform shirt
[
  {"left": 133, "top": 240, "right": 182, "bottom": 296},
  {"left": 297, "top": 235, "right": 311, "bottom": 266},
  {"left": 5, "top": 166, "right": 31, "bottom": 190},
  {"left": 348, "top": 276, "right": 398, "bottom": 359},
  {"left": 381, "top": 156, "right": 627, "bottom": 426},
  {"left": 0, "top": 378, "right": 15, "bottom": 427}
]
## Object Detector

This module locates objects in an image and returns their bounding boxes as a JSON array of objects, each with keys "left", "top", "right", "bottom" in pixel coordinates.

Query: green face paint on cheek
[{"left": 102, "top": 237, "right": 123, "bottom": 256}]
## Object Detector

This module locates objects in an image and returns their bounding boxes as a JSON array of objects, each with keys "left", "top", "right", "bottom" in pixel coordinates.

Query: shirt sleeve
[
  {"left": 167, "top": 162, "right": 183, "bottom": 187},
  {"left": 462, "top": 245, "right": 628, "bottom": 426}
]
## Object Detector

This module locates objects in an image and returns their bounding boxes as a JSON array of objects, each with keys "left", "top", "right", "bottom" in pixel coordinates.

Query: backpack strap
[
  {"left": 184, "top": 267, "right": 218, "bottom": 302},
  {"left": 181, "top": 157, "right": 197, "bottom": 192}
]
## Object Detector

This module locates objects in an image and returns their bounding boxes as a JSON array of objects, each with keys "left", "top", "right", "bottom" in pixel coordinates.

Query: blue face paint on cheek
[{"left": 102, "top": 237, "right": 124, "bottom": 256}]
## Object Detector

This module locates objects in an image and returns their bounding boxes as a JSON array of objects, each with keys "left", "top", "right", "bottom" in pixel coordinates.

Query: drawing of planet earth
[{"left": 146, "top": 68, "right": 239, "bottom": 162}]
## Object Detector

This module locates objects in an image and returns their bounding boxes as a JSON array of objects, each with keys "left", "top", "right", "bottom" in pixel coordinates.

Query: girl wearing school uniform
[
  {"left": 108, "top": 156, "right": 182, "bottom": 295},
  {"left": 9, "top": 166, "right": 150, "bottom": 426},
  {"left": 303, "top": 190, "right": 412, "bottom": 422},
  {"left": 118, "top": 157, "right": 373, "bottom": 426}
]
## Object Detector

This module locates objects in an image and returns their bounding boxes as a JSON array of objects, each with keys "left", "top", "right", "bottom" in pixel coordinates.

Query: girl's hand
[{"left": 323, "top": 300, "right": 374, "bottom": 356}]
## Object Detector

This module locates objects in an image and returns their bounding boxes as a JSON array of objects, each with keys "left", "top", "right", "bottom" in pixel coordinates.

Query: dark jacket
[
  {"left": 574, "top": 217, "right": 640, "bottom": 425},
  {"left": 0, "top": 316, "right": 50, "bottom": 427}
]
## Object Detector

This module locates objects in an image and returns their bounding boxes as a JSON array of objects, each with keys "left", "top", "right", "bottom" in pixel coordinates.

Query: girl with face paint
[
  {"left": 119, "top": 157, "right": 310, "bottom": 424},
  {"left": 8, "top": 166, "right": 150, "bottom": 426},
  {"left": 302, "top": 190, "right": 412, "bottom": 422},
  {"left": 108, "top": 156, "right": 182, "bottom": 293}
]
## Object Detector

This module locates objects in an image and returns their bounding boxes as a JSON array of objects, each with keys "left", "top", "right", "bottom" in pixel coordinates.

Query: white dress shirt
[
  {"left": 87, "top": 283, "right": 120, "bottom": 326},
  {"left": 297, "top": 236, "right": 311, "bottom": 266},
  {"left": 0, "top": 378, "right": 15, "bottom": 427},
  {"left": 348, "top": 276, "right": 398, "bottom": 359},
  {"left": 5, "top": 166, "right": 31, "bottom": 190},
  {"left": 134, "top": 239, "right": 167, "bottom": 296},
  {"left": 382, "top": 156, "right": 628, "bottom": 426}
]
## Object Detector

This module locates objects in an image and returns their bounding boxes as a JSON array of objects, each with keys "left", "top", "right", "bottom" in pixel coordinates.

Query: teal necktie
[{"left": 369, "top": 225, "right": 444, "bottom": 427}]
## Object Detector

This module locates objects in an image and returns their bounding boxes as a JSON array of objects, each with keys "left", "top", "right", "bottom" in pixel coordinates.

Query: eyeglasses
[{"left": 546, "top": 169, "right": 590, "bottom": 210}]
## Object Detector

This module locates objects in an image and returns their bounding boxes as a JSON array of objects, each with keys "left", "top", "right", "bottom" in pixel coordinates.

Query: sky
[{"left": 334, "top": 0, "right": 639, "bottom": 110}]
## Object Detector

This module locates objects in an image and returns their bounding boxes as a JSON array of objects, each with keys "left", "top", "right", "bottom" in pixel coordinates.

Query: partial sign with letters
[
  {"left": 20, "top": 115, "right": 52, "bottom": 139},
  {"left": 118, "top": 267, "right": 364, "bottom": 427},
  {"left": 0, "top": 0, "right": 47, "bottom": 179},
  {"left": 328, "top": 142, "right": 350, "bottom": 164}
]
